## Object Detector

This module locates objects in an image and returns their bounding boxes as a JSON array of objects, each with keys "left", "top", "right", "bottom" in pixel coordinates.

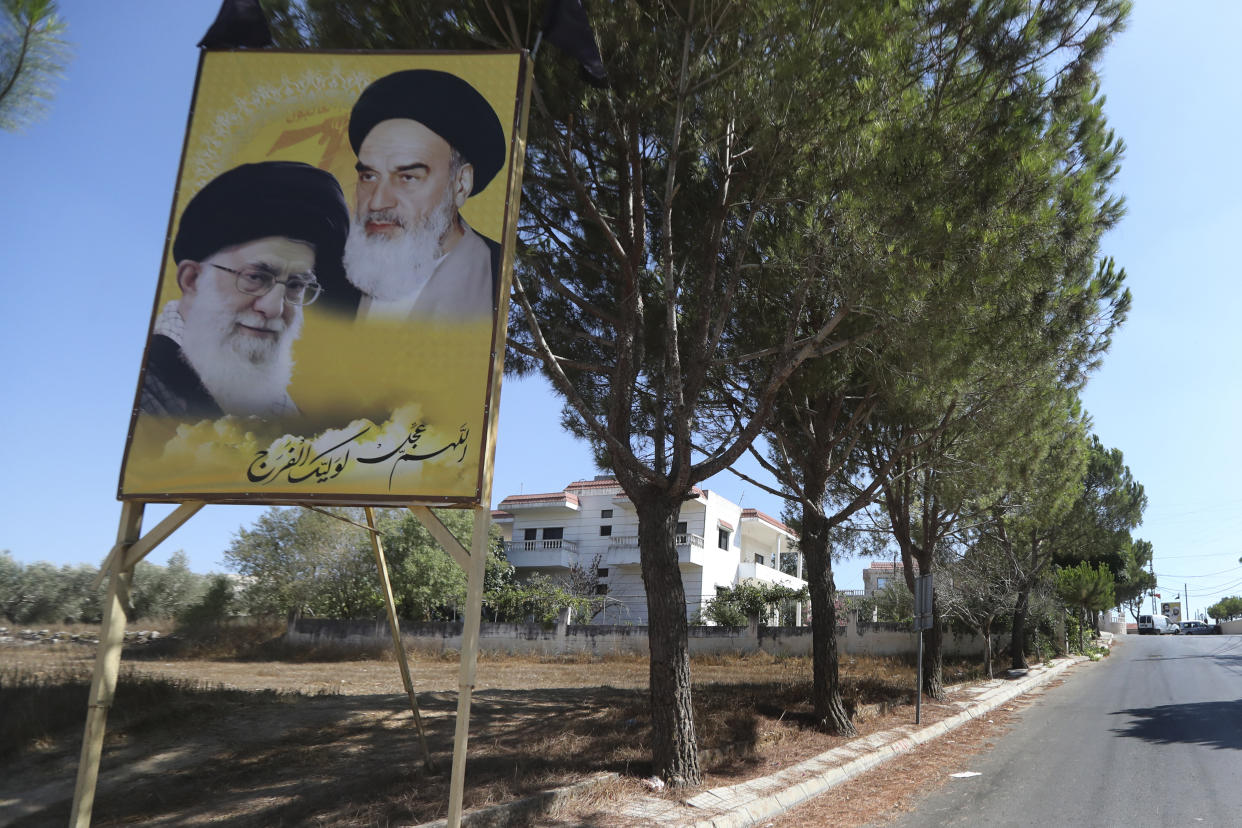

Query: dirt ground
[
  {"left": 771, "top": 685, "right": 1059, "bottom": 827},
  {"left": 0, "top": 638, "right": 1038, "bottom": 827}
]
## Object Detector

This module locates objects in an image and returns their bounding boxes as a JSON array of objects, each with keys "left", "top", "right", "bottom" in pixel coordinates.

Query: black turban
[
  {"left": 172, "top": 161, "right": 349, "bottom": 267},
  {"left": 348, "top": 70, "right": 506, "bottom": 196}
]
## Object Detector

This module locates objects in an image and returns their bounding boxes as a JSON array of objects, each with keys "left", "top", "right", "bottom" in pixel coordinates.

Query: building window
[
  {"left": 600, "top": 525, "right": 612, "bottom": 536},
  {"left": 718, "top": 528, "right": 731, "bottom": 550},
  {"left": 601, "top": 509, "right": 613, "bottom": 518},
  {"left": 597, "top": 568, "right": 609, "bottom": 578},
  {"left": 543, "top": 527, "right": 564, "bottom": 540},
  {"left": 523, "top": 528, "right": 537, "bottom": 541},
  {"left": 754, "top": 553, "right": 764, "bottom": 565},
  {"left": 876, "top": 577, "right": 889, "bottom": 590},
  {"left": 677, "top": 521, "right": 687, "bottom": 535},
  {"left": 595, "top": 584, "right": 609, "bottom": 595}
]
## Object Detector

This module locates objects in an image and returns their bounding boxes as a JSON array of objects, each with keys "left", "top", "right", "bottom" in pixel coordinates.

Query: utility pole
[{"left": 1150, "top": 560, "right": 1157, "bottom": 614}]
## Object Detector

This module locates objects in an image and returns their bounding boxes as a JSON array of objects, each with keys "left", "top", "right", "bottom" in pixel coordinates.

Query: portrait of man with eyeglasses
[{"left": 137, "top": 161, "right": 349, "bottom": 419}]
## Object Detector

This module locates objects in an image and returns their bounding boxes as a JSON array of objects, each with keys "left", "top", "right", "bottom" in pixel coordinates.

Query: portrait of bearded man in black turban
[
  {"left": 343, "top": 69, "right": 506, "bottom": 323},
  {"left": 139, "top": 161, "right": 349, "bottom": 419}
]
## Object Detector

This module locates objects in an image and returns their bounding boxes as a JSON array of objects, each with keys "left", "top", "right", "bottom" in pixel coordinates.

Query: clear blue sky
[{"left": 2, "top": 2, "right": 1239, "bottom": 617}]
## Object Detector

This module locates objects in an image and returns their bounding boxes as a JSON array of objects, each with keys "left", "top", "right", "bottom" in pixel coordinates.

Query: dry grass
[
  {"left": 130, "top": 618, "right": 396, "bottom": 662},
  {"left": 0, "top": 656, "right": 334, "bottom": 765},
  {"left": 0, "top": 633, "right": 990, "bottom": 827}
]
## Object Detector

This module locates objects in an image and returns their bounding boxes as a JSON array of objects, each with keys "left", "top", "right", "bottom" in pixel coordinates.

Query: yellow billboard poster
[{"left": 119, "top": 51, "right": 530, "bottom": 505}]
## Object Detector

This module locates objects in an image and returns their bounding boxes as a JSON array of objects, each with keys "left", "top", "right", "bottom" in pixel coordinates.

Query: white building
[{"left": 496, "top": 477, "right": 806, "bottom": 624}]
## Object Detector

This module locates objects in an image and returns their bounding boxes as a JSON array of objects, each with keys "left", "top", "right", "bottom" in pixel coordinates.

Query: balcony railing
[
  {"left": 502, "top": 539, "right": 579, "bottom": 568},
  {"left": 737, "top": 560, "right": 807, "bottom": 588},
  {"left": 607, "top": 533, "right": 705, "bottom": 549},
  {"left": 506, "top": 539, "right": 577, "bottom": 553},
  {"left": 606, "top": 533, "right": 707, "bottom": 565}
]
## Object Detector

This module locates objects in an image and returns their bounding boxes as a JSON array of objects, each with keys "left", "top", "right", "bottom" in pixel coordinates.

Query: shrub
[{"left": 175, "top": 575, "right": 236, "bottom": 637}]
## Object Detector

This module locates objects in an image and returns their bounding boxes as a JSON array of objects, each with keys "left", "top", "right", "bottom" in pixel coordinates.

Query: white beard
[
  {"left": 343, "top": 191, "right": 456, "bottom": 302},
  {"left": 179, "top": 294, "right": 300, "bottom": 418}
]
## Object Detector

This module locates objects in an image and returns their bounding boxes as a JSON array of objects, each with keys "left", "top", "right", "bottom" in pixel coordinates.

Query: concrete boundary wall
[
  {"left": 287, "top": 612, "right": 1008, "bottom": 659},
  {"left": 1099, "top": 615, "right": 1128, "bottom": 635},
  {"left": 1221, "top": 619, "right": 1242, "bottom": 635}
]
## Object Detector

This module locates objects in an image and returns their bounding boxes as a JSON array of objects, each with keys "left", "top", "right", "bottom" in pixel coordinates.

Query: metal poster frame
[
  {"left": 118, "top": 49, "right": 530, "bottom": 507},
  {"left": 72, "top": 49, "right": 532, "bottom": 828}
]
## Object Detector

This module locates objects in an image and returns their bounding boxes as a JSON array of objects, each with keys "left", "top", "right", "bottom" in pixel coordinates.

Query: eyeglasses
[{"left": 209, "top": 263, "right": 323, "bottom": 306}]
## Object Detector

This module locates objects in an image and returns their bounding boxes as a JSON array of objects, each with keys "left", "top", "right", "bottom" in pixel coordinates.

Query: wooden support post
[
  {"left": 93, "top": 502, "right": 204, "bottom": 591},
  {"left": 70, "top": 501, "right": 144, "bottom": 828},
  {"left": 364, "top": 507, "right": 434, "bottom": 772},
  {"left": 408, "top": 505, "right": 471, "bottom": 571},
  {"left": 446, "top": 507, "right": 491, "bottom": 828},
  {"left": 120, "top": 501, "right": 205, "bottom": 571}
]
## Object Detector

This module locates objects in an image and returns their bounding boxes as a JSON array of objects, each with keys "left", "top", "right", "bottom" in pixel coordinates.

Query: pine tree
[{"left": 0, "top": 0, "right": 70, "bottom": 131}]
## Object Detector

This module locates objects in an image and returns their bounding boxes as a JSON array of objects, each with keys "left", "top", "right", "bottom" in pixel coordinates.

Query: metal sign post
[{"left": 914, "top": 574, "right": 934, "bottom": 725}]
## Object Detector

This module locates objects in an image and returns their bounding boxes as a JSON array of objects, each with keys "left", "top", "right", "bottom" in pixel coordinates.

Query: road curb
[
  {"left": 408, "top": 656, "right": 1084, "bottom": 828},
  {"left": 680, "top": 656, "right": 1083, "bottom": 828}
]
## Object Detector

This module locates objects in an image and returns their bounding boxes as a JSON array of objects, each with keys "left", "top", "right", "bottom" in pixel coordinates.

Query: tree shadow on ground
[
  {"left": 2, "top": 663, "right": 932, "bottom": 826},
  {"left": 1110, "top": 699, "right": 1242, "bottom": 751},
  {"left": 4, "top": 684, "right": 659, "bottom": 827}
]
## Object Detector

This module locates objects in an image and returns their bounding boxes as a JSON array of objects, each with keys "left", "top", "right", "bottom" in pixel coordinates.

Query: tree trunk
[
  {"left": 633, "top": 489, "right": 701, "bottom": 787},
  {"left": 1010, "top": 588, "right": 1031, "bottom": 669},
  {"left": 922, "top": 592, "right": 945, "bottom": 700},
  {"left": 801, "top": 509, "right": 855, "bottom": 735}
]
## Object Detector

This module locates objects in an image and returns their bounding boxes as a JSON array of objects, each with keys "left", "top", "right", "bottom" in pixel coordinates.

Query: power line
[
  {"left": 1154, "top": 551, "right": 1241, "bottom": 560},
  {"left": 1154, "top": 565, "right": 1242, "bottom": 579},
  {"left": 1141, "top": 497, "right": 1242, "bottom": 520},
  {"left": 1156, "top": 578, "right": 1242, "bottom": 600}
]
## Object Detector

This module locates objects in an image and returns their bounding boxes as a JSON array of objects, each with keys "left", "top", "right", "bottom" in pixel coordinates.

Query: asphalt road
[{"left": 884, "top": 633, "right": 1242, "bottom": 827}]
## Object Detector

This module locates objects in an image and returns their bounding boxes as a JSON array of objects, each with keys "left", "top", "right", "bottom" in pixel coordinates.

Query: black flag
[
  {"left": 198, "top": 0, "right": 273, "bottom": 49},
  {"left": 540, "top": 0, "right": 608, "bottom": 88}
]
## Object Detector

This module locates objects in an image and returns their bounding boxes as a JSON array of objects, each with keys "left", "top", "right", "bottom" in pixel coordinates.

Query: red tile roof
[
  {"left": 566, "top": 478, "right": 624, "bottom": 491},
  {"left": 867, "top": 561, "right": 919, "bottom": 573},
  {"left": 502, "top": 478, "right": 711, "bottom": 510},
  {"left": 740, "top": 508, "right": 796, "bottom": 536},
  {"left": 496, "top": 491, "right": 580, "bottom": 509},
  {"left": 563, "top": 478, "right": 705, "bottom": 499}
]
